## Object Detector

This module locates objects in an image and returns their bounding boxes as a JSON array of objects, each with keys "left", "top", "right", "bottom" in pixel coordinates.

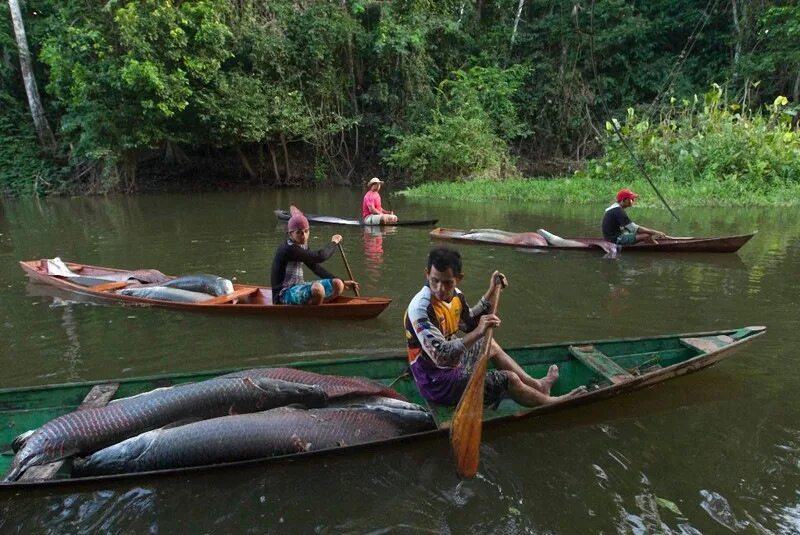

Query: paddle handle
[
  {"left": 337, "top": 243, "right": 360, "bottom": 297},
  {"left": 449, "top": 283, "right": 502, "bottom": 479}
]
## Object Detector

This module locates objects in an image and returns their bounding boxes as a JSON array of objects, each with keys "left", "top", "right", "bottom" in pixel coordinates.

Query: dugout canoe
[
  {"left": 275, "top": 209, "right": 438, "bottom": 227},
  {"left": 19, "top": 260, "right": 391, "bottom": 319},
  {"left": 430, "top": 227, "right": 756, "bottom": 253},
  {"left": 0, "top": 325, "right": 765, "bottom": 489}
]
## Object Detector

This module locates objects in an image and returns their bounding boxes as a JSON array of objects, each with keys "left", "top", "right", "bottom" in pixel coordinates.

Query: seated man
[
  {"left": 602, "top": 188, "right": 668, "bottom": 245},
  {"left": 270, "top": 206, "right": 358, "bottom": 305},
  {"left": 404, "top": 246, "right": 585, "bottom": 407},
  {"left": 362, "top": 177, "right": 398, "bottom": 225}
]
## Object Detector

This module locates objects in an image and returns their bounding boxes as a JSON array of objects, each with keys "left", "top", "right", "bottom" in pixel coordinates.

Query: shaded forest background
[{"left": 1, "top": 0, "right": 798, "bottom": 196}]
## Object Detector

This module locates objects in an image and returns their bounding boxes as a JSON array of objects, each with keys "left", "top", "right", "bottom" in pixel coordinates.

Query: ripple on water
[{"left": 699, "top": 489, "right": 747, "bottom": 531}]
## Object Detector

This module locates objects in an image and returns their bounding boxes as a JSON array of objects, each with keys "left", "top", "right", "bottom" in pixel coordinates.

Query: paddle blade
[{"left": 449, "top": 354, "right": 489, "bottom": 479}]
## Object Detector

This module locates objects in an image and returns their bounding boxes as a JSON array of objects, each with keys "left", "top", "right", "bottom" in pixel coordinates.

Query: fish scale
[
  {"left": 5, "top": 377, "right": 327, "bottom": 481},
  {"left": 221, "top": 368, "right": 406, "bottom": 401},
  {"left": 73, "top": 405, "right": 436, "bottom": 476}
]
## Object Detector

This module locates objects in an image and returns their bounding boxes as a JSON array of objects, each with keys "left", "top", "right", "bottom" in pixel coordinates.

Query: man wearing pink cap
[
  {"left": 602, "top": 188, "right": 667, "bottom": 245},
  {"left": 270, "top": 206, "right": 359, "bottom": 305},
  {"left": 362, "top": 177, "right": 398, "bottom": 225}
]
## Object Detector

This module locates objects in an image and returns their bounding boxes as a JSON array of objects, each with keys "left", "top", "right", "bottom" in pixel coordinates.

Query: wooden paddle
[
  {"left": 337, "top": 242, "right": 360, "bottom": 297},
  {"left": 449, "top": 278, "right": 502, "bottom": 479}
]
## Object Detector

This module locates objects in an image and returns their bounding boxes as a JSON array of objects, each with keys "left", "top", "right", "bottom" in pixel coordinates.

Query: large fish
[
  {"left": 73, "top": 404, "right": 436, "bottom": 476},
  {"left": 163, "top": 274, "right": 234, "bottom": 297},
  {"left": 221, "top": 368, "right": 407, "bottom": 401},
  {"left": 116, "top": 286, "right": 214, "bottom": 303},
  {"left": 536, "top": 229, "right": 588, "bottom": 248},
  {"left": 463, "top": 229, "right": 548, "bottom": 247},
  {"left": 4, "top": 377, "right": 327, "bottom": 481}
]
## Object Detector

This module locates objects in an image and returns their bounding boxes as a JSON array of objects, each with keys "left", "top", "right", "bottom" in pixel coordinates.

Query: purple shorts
[{"left": 410, "top": 339, "right": 510, "bottom": 406}]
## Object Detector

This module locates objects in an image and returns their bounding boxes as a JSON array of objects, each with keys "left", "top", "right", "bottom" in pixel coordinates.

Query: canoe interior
[
  {"left": 20, "top": 260, "right": 392, "bottom": 318},
  {"left": 0, "top": 326, "right": 764, "bottom": 485}
]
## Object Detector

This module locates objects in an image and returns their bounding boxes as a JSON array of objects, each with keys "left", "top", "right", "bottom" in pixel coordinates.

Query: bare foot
[
  {"left": 540, "top": 364, "right": 560, "bottom": 394},
  {"left": 550, "top": 386, "right": 588, "bottom": 402}
]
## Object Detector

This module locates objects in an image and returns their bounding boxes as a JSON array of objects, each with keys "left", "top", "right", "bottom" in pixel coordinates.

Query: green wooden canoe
[{"left": 0, "top": 326, "right": 765, "bottom": 489}]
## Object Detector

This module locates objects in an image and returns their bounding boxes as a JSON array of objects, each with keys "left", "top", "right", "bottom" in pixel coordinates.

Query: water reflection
[
  {"left": 1, "top": 193, "right": 799, "bottom": 532},
  {"left": 58, "top": 303, "right": 83, "bottom": 381},
  {"left": 362, "top": 226, "right": 397, "bottom": 281}
]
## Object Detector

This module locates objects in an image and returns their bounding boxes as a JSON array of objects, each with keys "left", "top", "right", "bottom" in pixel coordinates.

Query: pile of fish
[
  {"left": 4, "top": 369, "right": 434, "bottom": 481},
  {"left": 44, "top": 258, "right": 237, "bottom": 303},
  {"left": 116, "top": 274, "right": 235, "bottom": 303}
]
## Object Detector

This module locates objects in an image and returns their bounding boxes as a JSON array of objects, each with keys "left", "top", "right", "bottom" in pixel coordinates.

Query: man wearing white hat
[{"left": 362, "top": 177, "right": 398, "bottom": 225}]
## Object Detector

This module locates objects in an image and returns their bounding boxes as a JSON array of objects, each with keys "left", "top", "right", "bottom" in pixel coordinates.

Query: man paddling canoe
[
  {"left": 603, "top": 188, "right": 670, "bottom": 245},
  {"left": 404, "top": 247, "right": 585, "bottom": 407},
  {"left": 362, "top": 177, "right": 398, "bottom": 225},
  {"left": 270, "top": 206, "right": 359, "bottom": 304}
]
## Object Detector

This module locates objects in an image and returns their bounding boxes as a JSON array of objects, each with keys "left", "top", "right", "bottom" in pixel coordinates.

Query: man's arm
[
  {"left": 287, "top": 241, "right": 338, "bottom": 278},
  {"left": 309, "top": 262, "right": 336, "bottom": 280},
  {"left": 634, "top": 224, "right": 665, "bottom": 238}
]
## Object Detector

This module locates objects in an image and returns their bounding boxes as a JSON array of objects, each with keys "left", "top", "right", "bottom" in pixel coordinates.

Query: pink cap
[{"left": 287, "top": 206, "right": 309, "bottom": 231}]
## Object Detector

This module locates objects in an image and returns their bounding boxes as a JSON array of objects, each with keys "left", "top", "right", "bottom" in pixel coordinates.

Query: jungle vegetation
[{"left": 1, "top": 0, "right": 799, "bottom": 197}]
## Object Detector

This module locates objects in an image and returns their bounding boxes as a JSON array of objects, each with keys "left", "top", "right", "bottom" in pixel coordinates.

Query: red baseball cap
[{"left": 616, "top": 188, "right": 639, "bottom": 203}]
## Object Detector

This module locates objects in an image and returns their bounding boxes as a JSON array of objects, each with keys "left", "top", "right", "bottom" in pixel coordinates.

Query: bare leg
[
  {"left": 634, "top": 232, "right": 658, "bottom": 244},
  {"left": 382, "top": 214, "right": 398, "bottom": 224},
  {"left": 323, "top": 278, "right": 345, "bottom": 303},
  {"left": 504, "top": 373, "right": 586, "bottom": 407},
  {"left": 488, "top": 340, "right": 553, "bottom": 394},
  {"left": 309, "top": 282, "right": 325, "bottom": 305}
]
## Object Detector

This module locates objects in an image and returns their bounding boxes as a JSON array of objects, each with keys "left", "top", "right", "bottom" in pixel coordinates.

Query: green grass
[{"left": 400, "top": 176, "right": 800, "bottom": 208}]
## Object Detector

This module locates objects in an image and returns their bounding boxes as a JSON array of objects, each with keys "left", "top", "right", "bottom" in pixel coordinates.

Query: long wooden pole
[
  {"left": 449, "top": 284, "right": 501, "bottom": 479},
  {"left": 337, "top": 242, "right": 360, "bottom": 296}
]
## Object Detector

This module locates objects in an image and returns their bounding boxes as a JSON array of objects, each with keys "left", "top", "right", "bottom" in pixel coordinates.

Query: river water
[{"left": 0, "top": 189, "right": 797, "bottom": 533}]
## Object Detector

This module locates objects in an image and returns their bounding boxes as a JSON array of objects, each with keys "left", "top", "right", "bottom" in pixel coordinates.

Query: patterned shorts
[
  {"left": 616, "top": 231, "right": 637, "bottom": 245},
  {"left": 280, "top": 279, "right": 334, "bottom": 305},
  {"left": 455, "top": 338, "right": 510, "bottom": 406}
]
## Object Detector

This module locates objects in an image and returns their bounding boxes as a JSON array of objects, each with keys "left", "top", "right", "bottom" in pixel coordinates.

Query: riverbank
[{"left": 400, "top": 176, "right": 800, "bottom": 207}]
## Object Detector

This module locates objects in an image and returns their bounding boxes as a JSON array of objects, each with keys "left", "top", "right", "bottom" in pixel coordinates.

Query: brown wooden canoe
[
  {"left": 19, "top": 260, "right": 391, "bottom": 319},
  {"left": 430, "top": 228, "right": 756, "bottom": 253}
]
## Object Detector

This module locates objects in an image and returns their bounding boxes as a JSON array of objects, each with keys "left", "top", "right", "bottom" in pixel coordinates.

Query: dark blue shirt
[{"left": 602, "top": 204, "right": 635, "bottom": 242}]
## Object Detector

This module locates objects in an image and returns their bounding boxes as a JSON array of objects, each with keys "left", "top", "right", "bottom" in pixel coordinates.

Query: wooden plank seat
[
  {"left": 569, "top": 345, "right": 633, "bottom": 385},
  {"left": 201, "top": 287, "right": 258, "bottom": 305},
  {"left": 19, "top": 383, "right": 119, "bottom": 481},
  {"left": 680, "top": 335, "right": 734, "bottom": 353},
  {"left": 90, "top": 280, "right": 131, "bottom": 292}
]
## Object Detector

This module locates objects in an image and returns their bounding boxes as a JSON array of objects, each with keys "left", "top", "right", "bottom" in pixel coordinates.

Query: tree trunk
[
  {"left": 267, "top": 141, "right": 281, "bottom": 185},
  {"left": 280, "top": 133, "right": 292, "bottom": 184},
  {"left": 8, "top": 0, "right": 56, "bottom": 152},
  {"left": 235, "top": 145, "right": 257, "bottom": 179},
  {"left": 794, "top": 70, "right": 800, "bottom": 105},
  {"left": 511, "top": 0, "right": 525, "bottom": 46}
]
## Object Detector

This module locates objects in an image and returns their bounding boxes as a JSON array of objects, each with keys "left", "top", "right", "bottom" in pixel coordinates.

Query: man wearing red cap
[
  {"left": 270, "top": 206, "right": 359, "bottom": 305},
  {"left": 602, "top": 188, "right": 667, "bottom": 245}
]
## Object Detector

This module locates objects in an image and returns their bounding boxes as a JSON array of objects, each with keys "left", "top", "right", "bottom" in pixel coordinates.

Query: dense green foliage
[
  {"left": 1, "top": 0, "right": 799, "bottom": 196},
  {"left": 578, "top": 85, "right": 800, "bottom": 201},
  {"left": 405, "top": 86, "right": 800, "bottom": 206}
]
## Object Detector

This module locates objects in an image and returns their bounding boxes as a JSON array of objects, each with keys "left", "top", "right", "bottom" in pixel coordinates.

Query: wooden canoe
[
  {"left": 275, "top": 209, "right": 438, "bottom": 227},
  {"left": 0, "top": 325, "right": 765, "bottom": 489},
  {"left": 430, "top": 227, "right": 756, "bottom": 253},
  {"left": 19, "top": 260, "right": 391, "bottom": 319}
]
